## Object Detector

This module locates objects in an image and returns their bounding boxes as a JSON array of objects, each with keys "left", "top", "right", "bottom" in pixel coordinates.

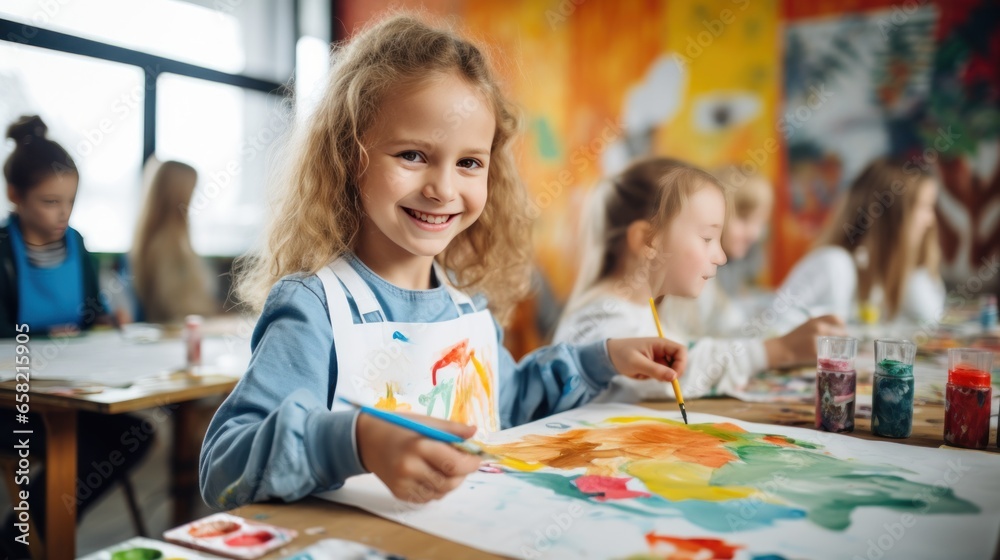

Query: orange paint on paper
[
  {"left": 469, "top": 350, "right": 493, "bottom": 400},
  {"left": 645, "top": 532, "right": 743, "bottom": 560},
  {"left": 188, "top": 519, "right": 240, "bottom": 537},
  {"left": 762, "top": 435, "right": 798, "bottom": 447},
  {"left": 485, "top": 417, "right": 797, "bottom": 503},
  {"left": 431, "top": 340, "right": 470, "bottom": 385},
  {"left": 434, "top": 341, "right": 498, "bottom": 432},
  {"left": 450, "top": 355, "right": 493, "bottom": 429},
  {"left": 450, "top": 367, "right": 476, "bottom": 425},
  {"left": 486, "top": 420, "right": 735, "bottom": 470}
]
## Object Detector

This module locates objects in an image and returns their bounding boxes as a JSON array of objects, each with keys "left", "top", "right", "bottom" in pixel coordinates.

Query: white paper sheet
[
  {"left": 0, "top": 330, "right": 250, "bottom": 387},
  {"left": 319, "top": 403, "right": 1000, "bottom": 559}
]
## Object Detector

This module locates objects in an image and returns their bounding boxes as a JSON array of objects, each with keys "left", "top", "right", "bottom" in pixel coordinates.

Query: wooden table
[
  {"left": 0, "top": 328, "right": 250, "bottom": 560},
  {"left": 0, "top": 374, "right": 239, "bottom": 560},
  {"left": 231, "top": 398, "right": 999, "bottom": 560}
]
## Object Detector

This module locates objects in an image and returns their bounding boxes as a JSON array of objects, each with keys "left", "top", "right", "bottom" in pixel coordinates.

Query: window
[
  {"left": 0, "top": 0, "right": 244, "bottom": 75},
  {"left": 156, "top": 73, "right": 291, "bottom": 256},
  {"left": 294, "top": 35, "right": 330, "bottom": 124},
  {"left": 0, "top": 0, "right": 293, "bottom": 255}
]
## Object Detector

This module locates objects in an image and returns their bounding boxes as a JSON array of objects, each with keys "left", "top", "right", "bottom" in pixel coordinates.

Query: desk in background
[{"left": 0, "top": 325, "right": 251, "bottom": 560}]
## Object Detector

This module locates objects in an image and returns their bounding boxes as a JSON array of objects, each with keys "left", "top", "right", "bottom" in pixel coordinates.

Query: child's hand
[
  {"left": 606, "top": 337, "right": 687, "bottom": 382},
  {"left": 355, "top": 412, "right": 482, "bottom": 503},
  {"left": 765, "top": 314, "right": 847, "bottom": 368}
]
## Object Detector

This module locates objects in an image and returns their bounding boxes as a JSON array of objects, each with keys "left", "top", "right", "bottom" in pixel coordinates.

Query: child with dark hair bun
[{"left": 1, "top": 115, "right": 106, "bottom": 337}]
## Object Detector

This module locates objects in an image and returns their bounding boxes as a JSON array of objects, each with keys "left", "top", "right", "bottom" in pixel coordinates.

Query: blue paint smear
[{"left": 392, "top": 331, "right": 410, "bottom": 343}]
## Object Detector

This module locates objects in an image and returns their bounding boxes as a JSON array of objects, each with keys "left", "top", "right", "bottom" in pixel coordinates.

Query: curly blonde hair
[{"left": 236, "top": 13, "right": 532, "bottom": 323}]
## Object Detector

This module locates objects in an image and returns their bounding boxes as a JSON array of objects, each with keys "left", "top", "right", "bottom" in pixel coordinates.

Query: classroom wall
[
  {"left": 339, "top": 0, "right": 999, "bottom": 298},
  {"left": 780, "top": 0, "right": 1000, "bottom": 291}
]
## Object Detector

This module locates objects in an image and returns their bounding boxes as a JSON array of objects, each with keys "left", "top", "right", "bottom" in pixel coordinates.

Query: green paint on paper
[{"left": 419, "top": 378, "right": 455, "bottom": 417}]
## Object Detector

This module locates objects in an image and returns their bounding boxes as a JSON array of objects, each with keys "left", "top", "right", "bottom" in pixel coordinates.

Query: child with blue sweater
[{"left": 199, "top": 14, "right": 687, "bottom": 507}]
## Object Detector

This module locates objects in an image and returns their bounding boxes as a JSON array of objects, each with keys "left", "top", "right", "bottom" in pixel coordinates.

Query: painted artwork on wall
[
  {"left": 923, "top": 1, "right": 1000, "bottom": 290},
  {"left": 320, "top": 403, "right": 1000, "bottom": 559},
  {"left": 338, "top": 0, "right": 999, "bottom": 313},
  {"left": 778, "top": 1, "right": 999, "bottom": 288},
  {"left": 776, "top": 3, "right": 937, "bottom": 281}
]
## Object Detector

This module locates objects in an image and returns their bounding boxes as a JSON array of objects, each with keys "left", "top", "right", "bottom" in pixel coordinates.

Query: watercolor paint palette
[
  {"left": 79, "top": 536, "right": 224, "bottom": 560},
  {"left": 164, "top": 513, "right": 297, "bottom": 559}
]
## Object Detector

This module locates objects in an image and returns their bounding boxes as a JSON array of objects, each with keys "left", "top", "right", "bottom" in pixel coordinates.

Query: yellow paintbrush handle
[
  {"left": 650, "top": 298, "right": 688, "bottom": 421},
  {"left": 671, "top": 378, "right": 685, "bottom": 405},
  {"left": 649, "top": 298, "right": 665, "bottom": 339}
]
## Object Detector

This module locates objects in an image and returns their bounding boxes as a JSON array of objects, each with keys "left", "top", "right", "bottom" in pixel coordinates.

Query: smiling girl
[{"left": 199, "top": 14, "right": 688, "bottom": 508}]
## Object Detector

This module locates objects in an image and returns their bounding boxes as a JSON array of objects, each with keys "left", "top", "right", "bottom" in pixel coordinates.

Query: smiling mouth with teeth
[{"left": 404, "top": 207, "right": 455, "bottom": 225}]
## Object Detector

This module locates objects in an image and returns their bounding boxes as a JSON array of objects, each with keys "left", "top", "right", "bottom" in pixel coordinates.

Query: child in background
[
  {"left": 0, "top": 115, "right": 109, "bottom": 337},
  {"left": 660, "top": 165, "right": 775, "bottom": 339},
  {"left": 777, "top": 158, "right": 943, "bottom": 327},
  {"left": 199, "top": 14, "right": 687, "bottom": 508},
  {"left": 554, "top": 158, "right": 844, "bottom": 402},
  {"left": 131, "top": 158, "right": 216, "bottom": 323},
  {"left": 714, "top": 165, "right": 774, "bottom": 298},
  {"left": 0, "top": 115, "right": 152, "bottom": 558}
]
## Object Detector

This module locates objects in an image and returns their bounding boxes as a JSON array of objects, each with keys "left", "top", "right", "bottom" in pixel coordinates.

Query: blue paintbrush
[{"left": 337, "top": 396, "right": 496, "bottom": 459}]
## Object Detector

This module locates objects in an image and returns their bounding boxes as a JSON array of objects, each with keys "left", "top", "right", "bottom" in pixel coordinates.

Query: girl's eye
[
  {"left": 397, "top": 151, "right": 425, "bottom": 163},
  {"left": 457, "top": 158, "right": 483, "bottom": 169},
  {"left": 703, "top": 237, "right": 713, "bottom": 243}
]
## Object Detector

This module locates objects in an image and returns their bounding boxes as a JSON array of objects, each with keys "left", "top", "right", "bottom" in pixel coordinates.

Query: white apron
[{"left": 317, "top": 257, "right": 501, "bottom": 437}]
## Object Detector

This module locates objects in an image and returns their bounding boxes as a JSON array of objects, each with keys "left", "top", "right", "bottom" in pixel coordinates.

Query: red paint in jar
[{"left": 944, "top": 367, "right": 992, "bottom": 449}]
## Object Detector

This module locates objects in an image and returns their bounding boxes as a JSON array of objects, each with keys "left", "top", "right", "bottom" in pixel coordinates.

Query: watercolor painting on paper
[
  {"left": 320, "top": 403, "right": 1000, "bottom": 559},
  {"left": 335, "top": 325, "right": 501, "bottom": 436}
]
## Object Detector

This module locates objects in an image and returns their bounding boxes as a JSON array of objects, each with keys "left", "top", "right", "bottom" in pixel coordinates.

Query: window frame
[{"left": 0, "top": 15, "right": 289, "bottom": 163}]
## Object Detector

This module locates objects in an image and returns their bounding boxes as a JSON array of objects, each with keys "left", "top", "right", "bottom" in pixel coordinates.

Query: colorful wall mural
[{"left": 338, "top": 0, "right": 999, "bottom": 312}]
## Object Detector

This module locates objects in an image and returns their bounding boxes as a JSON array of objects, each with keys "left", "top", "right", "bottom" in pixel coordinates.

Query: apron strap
[
  {"left": 331, "top": 258, "right": 385, "bottom": 323},
  {"left": 432, "top": 261, "right": 476, "bottom": 315},
  {"left": 316, "top": 264, "right": 355, "bottom": 333},
  {"left": 319, "top": 256, "right": 479, "bottom": 327}
]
